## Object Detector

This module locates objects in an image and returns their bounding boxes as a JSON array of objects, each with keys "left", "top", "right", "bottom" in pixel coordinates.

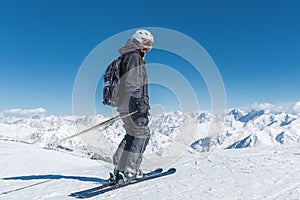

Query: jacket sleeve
[{"left": 124, "top": 52, "right": 145, "bottom": 101}]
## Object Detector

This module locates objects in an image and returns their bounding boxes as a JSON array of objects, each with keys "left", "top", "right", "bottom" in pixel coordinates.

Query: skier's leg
[
  {"left": 121, "top": 114, "right": 150, "bottom": 176},
  {"left": 112, "top": 136, "right": 127, "bottom": 171}
]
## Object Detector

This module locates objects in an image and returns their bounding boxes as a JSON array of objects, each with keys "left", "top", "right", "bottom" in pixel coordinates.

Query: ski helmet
[{"left": 132, "top": 29, "right": 154, "bottom": 44}]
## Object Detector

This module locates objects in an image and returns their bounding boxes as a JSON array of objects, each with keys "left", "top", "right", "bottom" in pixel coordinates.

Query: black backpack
[{"left": 102, "top": 57, "right": 122, "bottom": 107}]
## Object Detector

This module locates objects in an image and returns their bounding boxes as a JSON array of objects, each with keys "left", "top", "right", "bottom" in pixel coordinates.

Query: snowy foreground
[
  {"left": 0, "top": 102, "right": 300, "bottom": 199},
  {"left": 0, "top": 140, "right": 299, "bottom": 200}
]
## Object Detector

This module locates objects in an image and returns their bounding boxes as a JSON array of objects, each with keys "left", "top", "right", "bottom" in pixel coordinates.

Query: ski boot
[
  {"left": 108, "top": 168, "right": 128, "bottom": 185},
  {"left": 124, "top": 167, "right": 144, "bottom": 179}
]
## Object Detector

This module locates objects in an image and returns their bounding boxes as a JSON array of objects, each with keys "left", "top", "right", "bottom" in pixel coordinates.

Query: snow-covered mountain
[
  {"left": 1, "top": 102, "right": 300, "bottom": 199},
  {"left": 0, "top": 102, "right": 300, "bottom": 162}
]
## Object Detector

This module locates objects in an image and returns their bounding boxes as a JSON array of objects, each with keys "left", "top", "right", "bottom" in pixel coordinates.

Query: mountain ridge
[{"left": 0, "top": 102, "right": 299, "bottom": 162}]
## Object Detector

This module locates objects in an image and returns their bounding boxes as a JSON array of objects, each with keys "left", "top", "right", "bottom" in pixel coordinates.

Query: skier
[{"left": 112, "top": 29, "right": 154, "bottom": 183}]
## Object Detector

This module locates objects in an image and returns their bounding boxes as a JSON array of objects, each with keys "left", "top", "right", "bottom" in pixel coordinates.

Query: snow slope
[
  {"left": 0, "top": 140, "right": 299, "bottom": 200},
  {"left": 0, "top": 102, "right": 300, "bottom": 199}
]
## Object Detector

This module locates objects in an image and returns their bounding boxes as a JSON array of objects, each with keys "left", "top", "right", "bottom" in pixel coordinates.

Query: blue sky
[{"left": 0, "top": 0, "right": 300, "bottom": 115}]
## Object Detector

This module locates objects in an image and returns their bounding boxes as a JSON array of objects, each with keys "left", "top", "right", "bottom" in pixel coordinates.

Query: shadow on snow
[
  {"left": 0, "top": 174, "right": 106, "bottom": 195},
  {"left": 2, "top": 174, "right": 106, "bottom": 183}
]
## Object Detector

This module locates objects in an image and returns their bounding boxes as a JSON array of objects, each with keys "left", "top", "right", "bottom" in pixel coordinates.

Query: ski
[
  {"left": 69, "top": 168, "right": 163, "bottom": 197},
  {"left": 73, "top": 168, "right": 176, "bottom": 199}
]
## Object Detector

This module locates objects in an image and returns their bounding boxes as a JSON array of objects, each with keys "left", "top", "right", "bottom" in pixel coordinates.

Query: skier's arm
[{"left": 124, "top": 53, "right": 144, "bottom": 100}]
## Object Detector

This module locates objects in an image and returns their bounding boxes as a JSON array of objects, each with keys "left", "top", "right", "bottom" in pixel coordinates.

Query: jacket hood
[{"left": 119, "top": 39, "right": 140, "bottom": 55}]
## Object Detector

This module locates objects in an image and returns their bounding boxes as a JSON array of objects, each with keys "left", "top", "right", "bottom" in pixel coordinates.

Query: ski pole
[{"left": 56, "top": 111, "right": 138, "bottom": 144}]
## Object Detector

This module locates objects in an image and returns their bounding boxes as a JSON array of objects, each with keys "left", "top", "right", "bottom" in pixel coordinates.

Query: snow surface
[
  {"left": 0, "top": 102, "right": 300, "bottom": 199},
  {"left": 0, "top": 141, "right": 299, "bottom": 200}
]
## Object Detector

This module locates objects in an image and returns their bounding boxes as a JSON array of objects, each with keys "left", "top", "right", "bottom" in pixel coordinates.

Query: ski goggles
[
  {"left": 141, "top": 39, "right": 153, "bottom": 47},
  {"left": 141, "top": 39, "right": 153, "bottom": 51}
]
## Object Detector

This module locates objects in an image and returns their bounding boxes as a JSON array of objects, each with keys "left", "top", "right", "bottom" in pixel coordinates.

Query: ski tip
[
  {"left": 168, "top": 168, "right": 176, "bottom": 173},
  {"left": 155, "top": 168, "right": 163, "bottom": 172}
]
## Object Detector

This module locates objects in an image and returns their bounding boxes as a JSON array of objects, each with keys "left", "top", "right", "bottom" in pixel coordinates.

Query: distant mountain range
[{"left": 1, "top": 102, "right": 299, "bottom": 162}]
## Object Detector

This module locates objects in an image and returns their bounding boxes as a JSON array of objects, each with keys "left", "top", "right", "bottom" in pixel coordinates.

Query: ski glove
[{"left": 136, "top": 99, "right": 150, "bottom": 115}]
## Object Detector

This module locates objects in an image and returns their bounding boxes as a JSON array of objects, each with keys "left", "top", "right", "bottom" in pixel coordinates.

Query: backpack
[{"left": 102, "top": 57, "right": 122, "bottom": 107}]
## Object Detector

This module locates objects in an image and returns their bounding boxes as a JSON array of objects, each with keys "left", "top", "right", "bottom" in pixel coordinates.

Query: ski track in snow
[{"left": 0, "top": 141, "right": 299, "bottom": 200}]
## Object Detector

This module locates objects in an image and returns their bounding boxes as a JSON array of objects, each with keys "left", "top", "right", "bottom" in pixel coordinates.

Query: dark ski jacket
[{"left": 117, "top": 39, "right": 149, "bottom": 114}]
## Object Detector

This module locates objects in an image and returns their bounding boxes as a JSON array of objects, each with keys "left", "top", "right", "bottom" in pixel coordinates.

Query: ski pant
[{"left": 113, "top": 113, "right": 150, "bottom": 172}]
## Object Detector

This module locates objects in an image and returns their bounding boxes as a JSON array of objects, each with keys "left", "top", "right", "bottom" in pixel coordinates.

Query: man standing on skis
[{"left": 112, "top": 29, "right": 154, "bottom": 183}]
